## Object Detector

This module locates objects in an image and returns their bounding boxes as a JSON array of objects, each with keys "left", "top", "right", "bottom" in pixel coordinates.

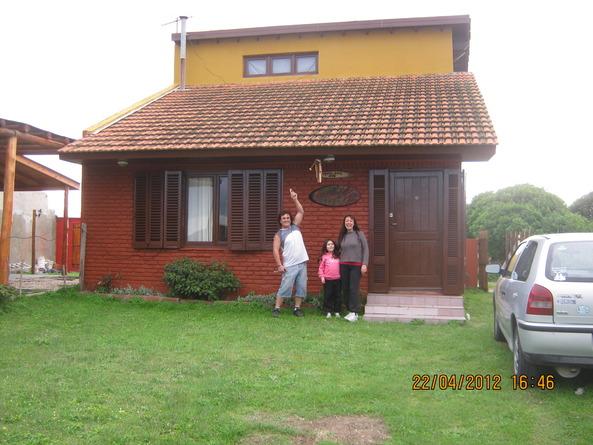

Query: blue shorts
[{"left": 277, "top": 262, "right": 308, "bottom": 298}]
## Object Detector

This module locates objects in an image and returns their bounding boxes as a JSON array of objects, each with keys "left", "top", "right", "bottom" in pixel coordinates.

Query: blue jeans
[{"left": 277, "top": 262, "right": 308, "bottom": 298}]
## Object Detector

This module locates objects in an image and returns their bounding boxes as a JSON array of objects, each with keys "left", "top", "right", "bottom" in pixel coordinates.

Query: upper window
[{"left": 244, "top": 53, "right": 318, "bottom": 77}]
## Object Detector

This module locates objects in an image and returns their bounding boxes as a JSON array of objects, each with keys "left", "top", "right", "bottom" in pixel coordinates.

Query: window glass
[
  {"left": 272, "top": 57, "right": 291, "bottom": 74},
  {"left": 187, "top": 177, "right": 214, "bottom": 242},
  {"left": 297, "top": 56, "right": 317, "bottom": 73},
  {"left": 245, "top": 53, "right": 317, "bottom": 77},
  {"left": 247, "top": 59, "right": 267, "bottom": 75},
  {"left": 503, "top": 242, "right": 526, "bottom": 278},
  {"left": 546, "top": 241, "right": 593, "bottom": 282},
  {"left": 514, "top": 241, "right": 538, "bottom": 282}
]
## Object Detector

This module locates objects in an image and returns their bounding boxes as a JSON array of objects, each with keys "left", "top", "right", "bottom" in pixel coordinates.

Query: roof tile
[{"left": 62, "top": 73, "right": 497, "bottom": 154}]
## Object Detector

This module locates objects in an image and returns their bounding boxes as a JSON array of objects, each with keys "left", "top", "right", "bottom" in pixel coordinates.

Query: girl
[{"left": 317, "top": 239, "right": 342, "bottom": 318}]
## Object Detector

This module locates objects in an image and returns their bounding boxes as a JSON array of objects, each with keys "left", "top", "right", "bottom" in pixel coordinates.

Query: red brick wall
[{"left": 81, "top": 158, "right": 457, "bottom": 297}]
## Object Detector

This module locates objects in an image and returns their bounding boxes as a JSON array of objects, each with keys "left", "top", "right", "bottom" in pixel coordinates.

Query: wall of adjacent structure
[
  {"left": 0, "top": 191, "right": 56, "bottom": 271},
  {"left": 175, "top": 26, "right": 454, "bottom": 85}
]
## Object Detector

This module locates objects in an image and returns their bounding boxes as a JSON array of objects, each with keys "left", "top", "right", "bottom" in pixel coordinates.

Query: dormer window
[{"left": 244, "top": 53, "right": 318, "bottom": 77}]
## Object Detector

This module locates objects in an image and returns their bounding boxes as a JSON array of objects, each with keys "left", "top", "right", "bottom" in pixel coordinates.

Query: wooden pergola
[{"left": 0, "top": 119, "right": 80, "bottom": 284}]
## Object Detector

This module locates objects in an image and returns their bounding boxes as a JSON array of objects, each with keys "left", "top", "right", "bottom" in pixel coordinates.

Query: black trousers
[
  {"left": 322, "top": 279, "right": 342, "bottom": 313},
  {"left": 340, "top": 264, "right": 362, "bottom": 313}
]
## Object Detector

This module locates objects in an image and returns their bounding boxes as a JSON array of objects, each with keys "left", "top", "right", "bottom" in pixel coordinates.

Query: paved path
[{"left": 8, "top": 274, "right": 80, "bottom": 292}]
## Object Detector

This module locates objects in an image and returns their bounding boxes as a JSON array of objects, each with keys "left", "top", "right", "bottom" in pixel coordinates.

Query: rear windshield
[{"left": 546, "top": 240, "right": 593, "bottom": 282}]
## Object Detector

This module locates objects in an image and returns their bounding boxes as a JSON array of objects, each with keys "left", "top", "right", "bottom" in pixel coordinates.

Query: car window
[
  {"left": 513, "top": 241, "right": 538, "bottom": 281},
  {"left": 502, "top": 242, "right": 527, "bottom": 278},
  {"left": 546, "top": 240, "right": 593, "bottom": 282}
]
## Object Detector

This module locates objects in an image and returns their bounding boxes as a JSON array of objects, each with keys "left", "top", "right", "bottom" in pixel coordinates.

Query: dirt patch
[{"left": 241, "top": 414, "right": 390, "bottom": 444}]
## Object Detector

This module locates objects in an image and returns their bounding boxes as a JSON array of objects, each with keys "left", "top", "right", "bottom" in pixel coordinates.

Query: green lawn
[{"left": 1, "top": 288, "right": 592, "bottom": 444}]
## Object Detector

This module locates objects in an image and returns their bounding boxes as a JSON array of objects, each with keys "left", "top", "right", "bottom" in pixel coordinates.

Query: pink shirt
[{"left": 318, "top": 253, "right": 341, "bottom": 280}]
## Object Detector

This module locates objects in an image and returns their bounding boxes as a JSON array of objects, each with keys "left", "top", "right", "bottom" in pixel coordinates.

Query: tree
[
  {"left": 467, "top": 184, "right": 593, "bottom": 262},
  {"left": 569, "top": 191, "right": 593, "bottom": 221}
]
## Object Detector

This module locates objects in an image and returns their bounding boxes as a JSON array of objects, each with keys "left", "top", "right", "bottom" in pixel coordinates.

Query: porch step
[{"left": 363, "top": 293, "right": 466, "bottom": 324}]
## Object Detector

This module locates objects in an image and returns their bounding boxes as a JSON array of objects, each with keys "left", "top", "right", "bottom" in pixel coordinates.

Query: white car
[{"left": 487, "top": 233, "right": 593, "bottom": 378}]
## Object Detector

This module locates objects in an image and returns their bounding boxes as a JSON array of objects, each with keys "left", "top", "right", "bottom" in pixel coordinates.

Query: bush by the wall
[
  {"left": 0, "top": 285, "right": 19, "bottom": 313},
  {"left": 163, "top": 258, "right": 241, "bottom": 301}
]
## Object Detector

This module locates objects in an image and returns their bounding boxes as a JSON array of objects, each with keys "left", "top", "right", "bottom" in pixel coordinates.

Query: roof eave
[
  {"left": 59, "top": 144, "right": 496, "bottom": 164},
  {"left": 173, "top": 15, "right": 470, "bottom": 44}
]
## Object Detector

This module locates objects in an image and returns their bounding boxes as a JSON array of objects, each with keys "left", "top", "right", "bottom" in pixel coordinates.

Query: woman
[{"left": 337, "top": 215, "right": 369, "bottom": 322}]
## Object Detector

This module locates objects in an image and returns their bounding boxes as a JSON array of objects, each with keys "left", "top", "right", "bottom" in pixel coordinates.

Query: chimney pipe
[{"left": 179, "top": 16, "right": 188, "bottom": 90}]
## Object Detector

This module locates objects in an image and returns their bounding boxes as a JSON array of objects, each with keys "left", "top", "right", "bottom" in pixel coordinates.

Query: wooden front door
[{"left": 389, "top": 171, "right": 442, "bottom": 290}]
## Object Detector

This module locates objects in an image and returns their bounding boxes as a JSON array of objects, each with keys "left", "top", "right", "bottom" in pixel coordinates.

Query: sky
[{"left": 2, "top": 0, "right": 591, "bottom": 217}]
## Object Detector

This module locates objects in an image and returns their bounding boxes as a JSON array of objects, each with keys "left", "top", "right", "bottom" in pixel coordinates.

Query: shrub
[
  {"left": 111, "top": 285, "right": 164, "bottom": 296},
  {"left": 163, "top": 258, "right": 241, "bottom": 301},
  {"left": 0, "top": 285, "right": 19, "bottom": 312},
  {"left": 97, "top": 272, "right": 123, "bottom": 293}
]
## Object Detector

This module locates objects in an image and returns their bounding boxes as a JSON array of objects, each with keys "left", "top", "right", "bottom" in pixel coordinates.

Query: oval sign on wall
[{"left": 309, "top": 185, "right": 361, "bottom": 207}]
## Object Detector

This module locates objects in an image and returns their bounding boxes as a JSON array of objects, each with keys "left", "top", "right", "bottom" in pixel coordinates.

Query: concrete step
[{"left": 363, "top": 292, "right": 466, "bottom": 324}]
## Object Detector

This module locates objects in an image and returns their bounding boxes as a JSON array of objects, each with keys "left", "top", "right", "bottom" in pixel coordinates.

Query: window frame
[
  {"left": 185, "top": 171, "right": 228, "bottom": 247},
  {"left": 244, "top": 52, "right": 318, "bottom": 78}
]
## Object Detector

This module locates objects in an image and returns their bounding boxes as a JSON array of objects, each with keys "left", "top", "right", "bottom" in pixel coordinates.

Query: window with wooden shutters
[
  {"left": 133, "top": 171, "right": 182, "bottom": 249},
  {"left": 228, "top": 169, "right": 282, "bottom": 251},
  {"left": 134, "top": 169, "right": 280, "bottom": 250}
]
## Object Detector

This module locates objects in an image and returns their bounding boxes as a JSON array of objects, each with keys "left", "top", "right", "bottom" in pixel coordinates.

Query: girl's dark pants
[{"left": 323, "top": 279, "right": 342, "bottom": 313}]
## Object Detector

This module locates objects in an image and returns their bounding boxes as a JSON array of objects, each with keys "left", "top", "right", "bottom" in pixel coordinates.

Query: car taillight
[{"left": 526, "top": 284, "right": 554, "bottom": 315}]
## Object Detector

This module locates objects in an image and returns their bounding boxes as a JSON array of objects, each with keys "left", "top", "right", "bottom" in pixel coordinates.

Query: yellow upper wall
[{"left": 174, "top": 27, "right": 454, "bottom": 85}]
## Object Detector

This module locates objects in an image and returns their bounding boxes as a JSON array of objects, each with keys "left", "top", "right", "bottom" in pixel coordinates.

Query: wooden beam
[
  {"left": 15, "top": 155, "right": 80, "bottom": 189},
  {"left": 62, "top": 187, "right": 69, "bottom": 275},
  {"left": 0, "top": 136, "right": 17, "bottom": 284},
  {"left": 0, "top": 128, "right": 68, "bottom": 151}
]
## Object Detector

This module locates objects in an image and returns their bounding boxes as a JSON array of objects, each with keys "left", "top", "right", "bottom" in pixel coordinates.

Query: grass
[{"left": 1, "top": 288, "right": 593, "bottom": 444}]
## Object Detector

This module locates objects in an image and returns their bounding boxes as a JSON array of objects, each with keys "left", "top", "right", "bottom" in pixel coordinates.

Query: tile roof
[{"left": 61, "top": 73, "right": 497, "bottom": 155}]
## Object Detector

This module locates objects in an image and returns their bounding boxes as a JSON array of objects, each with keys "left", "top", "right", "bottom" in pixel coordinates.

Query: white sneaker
[
  {"left": 344, "top": 312, "right": 358, "bottom": 322},
  {"left": 326, "top": 312, "right": 332, "bottom": 319},
  {"left": 334, "top": 313, "right": 341, "bottom": 318}
]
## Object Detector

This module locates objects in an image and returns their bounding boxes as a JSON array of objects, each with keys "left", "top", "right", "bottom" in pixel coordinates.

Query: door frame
[{"left": 368, "top": 168, "right": 465, "bottom": 295}]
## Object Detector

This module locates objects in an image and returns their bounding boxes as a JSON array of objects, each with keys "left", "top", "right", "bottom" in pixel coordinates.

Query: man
[{"left": 272, "top": 189, "right": 309, "bottom": 317}]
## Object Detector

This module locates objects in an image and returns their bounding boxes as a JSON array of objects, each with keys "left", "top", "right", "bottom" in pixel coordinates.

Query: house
[{"left": 59, "top": 15, "right": 497, "bottom": 322}]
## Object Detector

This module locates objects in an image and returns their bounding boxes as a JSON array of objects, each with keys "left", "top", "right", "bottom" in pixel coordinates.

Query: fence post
[
  {"left": 79, "top": 223, "right": 87, "bottom": 291},
  {"left": 478, "top": 230, "right": 489, "bottom": 291}
]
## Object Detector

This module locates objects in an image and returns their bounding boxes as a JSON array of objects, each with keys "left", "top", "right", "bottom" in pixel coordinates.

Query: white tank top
[{"left": 276, "top": 224, "right": 309, "bottom": 267}]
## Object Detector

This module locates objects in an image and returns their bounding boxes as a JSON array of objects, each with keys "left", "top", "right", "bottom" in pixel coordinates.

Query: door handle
[{"left": 391, "top": 222, "right": 397, "bottom": 226}]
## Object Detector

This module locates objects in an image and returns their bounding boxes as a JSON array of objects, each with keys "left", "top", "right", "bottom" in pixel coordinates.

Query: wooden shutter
[
  {"left": 229, "top": 171, "right": 247, "bottom": 251},
  {"left": 442, "top": 169, "right": 464, "bottom": 295},
  {"left": 163, "top": 171, "right": 182, "bottom": 248},
  {"left": 228, "top": 169, "right": 282, "bottom": 251},
  {"left": 369, "top": 170, "right": 389, "bottom": 292},
  {"left": 134, "top": 173, "right": 154, "bottom": 248},
  {"left": 262, "top": 170, "right": 282, "bottom": 247},
  {"left": 133, "top": 171, "right": 182, "bottom": 249}
]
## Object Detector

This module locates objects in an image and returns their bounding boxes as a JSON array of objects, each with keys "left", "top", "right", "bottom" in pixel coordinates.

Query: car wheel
[
  {"left": 493, "top": 297, "right": 505, "bottom": 342},
  {"left": 513, "top": 325, "right": 540, "bottom": 378}
]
